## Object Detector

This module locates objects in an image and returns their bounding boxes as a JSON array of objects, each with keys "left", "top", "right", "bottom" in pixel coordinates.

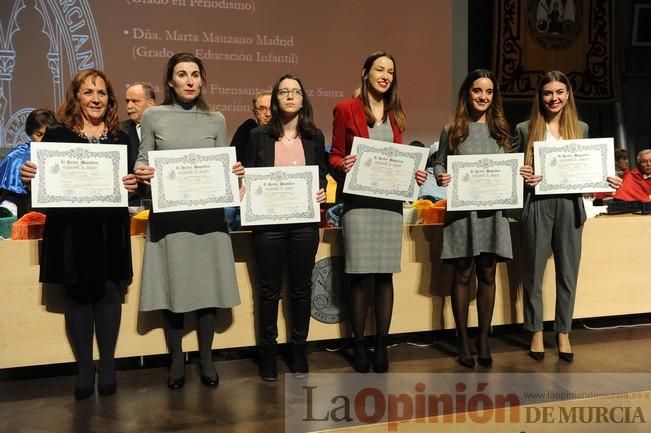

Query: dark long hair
[
  {"left": 447, "top": 68, "right": 511, "bottom": 153},
  {"left": 359, "top": 51, "right": 406, "bottom": 132},
  {"left": 266, "top": 74, "right": 319, "bottom": 140},
  {"left": 57, "top": 69, "right": 121, "bottom": 138},
  {"left": 162, "top": 52, "right": 209, "bottom": 111}
]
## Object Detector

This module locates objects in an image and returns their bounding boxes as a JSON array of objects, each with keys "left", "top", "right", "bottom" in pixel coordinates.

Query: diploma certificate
[
  {"left": 343, "top": 137, "right": 429, "bottom": 201},
  {"left": 31, "top": 142, "right": 128, "bottom": 208},
  {"left": 447, "top": 153, "right": 524, "bottom": 211},
  {"left": 241, "top": 166, "right": 319, "bottom": 226},
  {"left": 149, "top": 147, "right": 239, "bottom": 213},
  {"left": 534, "top": 138, "right": 615, "bottom": 195}
]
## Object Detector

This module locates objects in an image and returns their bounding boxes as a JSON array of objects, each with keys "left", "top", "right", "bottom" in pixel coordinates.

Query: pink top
[{"left": 274, "top": 136, "right": 306, "bottom": 167}]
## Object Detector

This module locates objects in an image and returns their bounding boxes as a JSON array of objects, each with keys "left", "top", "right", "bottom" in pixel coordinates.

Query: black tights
[
  {"left": 65, "top": 281, "right": 122, "bottom": 387},
  {"left": 163, "top": 308, "right": 217, "bottom": 380},
  {"left": 348, "top": 273, "right": 393, "bottom": 339},
  {"left": 450, "top": 254, "right": 497, "bottom": 358}
]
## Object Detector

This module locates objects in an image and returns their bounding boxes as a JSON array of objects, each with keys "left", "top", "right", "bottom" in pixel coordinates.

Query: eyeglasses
[
  {"left": 254, "top": 106, "right": 271, "bottom": 113},
  {"left": 277, "top": 88, "right": 303, "bottom": 98}
]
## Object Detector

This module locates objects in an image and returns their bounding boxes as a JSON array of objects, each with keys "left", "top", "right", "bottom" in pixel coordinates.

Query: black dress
[{"left": 38, "top": 125, "right": 133, "bottom": 285}]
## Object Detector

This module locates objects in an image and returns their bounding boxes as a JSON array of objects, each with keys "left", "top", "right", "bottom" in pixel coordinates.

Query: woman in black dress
[{"left": 20, "top": 70, "right": 137, "bottom": 399}]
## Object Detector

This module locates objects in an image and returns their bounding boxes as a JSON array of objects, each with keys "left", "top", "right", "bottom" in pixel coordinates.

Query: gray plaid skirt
[{"left": 342, "top": 208, "right": 402, "bottom": 273}]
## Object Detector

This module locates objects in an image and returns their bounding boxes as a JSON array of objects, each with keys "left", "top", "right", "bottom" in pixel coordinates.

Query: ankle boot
[
  {"left": 373, "top": 335, "right": 389, "bottom": 373},
  {"left": 259, "top": 344, "right": 278, "bottom": 381},
  {"left": 291, "top": 343, "right": 309, "bottom": 376},
  {"left": 352, "top": 338, "right": 370, "bottom": 373},
  {"left": 74, "top": 366, "right": 96, "bottom": 400}
]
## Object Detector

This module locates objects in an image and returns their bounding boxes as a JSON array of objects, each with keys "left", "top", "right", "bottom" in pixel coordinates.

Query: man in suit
[
  {"left": 230, "top": 90, "right": 272, "bottom": 162},
  {"left": 122, "top": 82, "right": 155, "bottom": 205}
]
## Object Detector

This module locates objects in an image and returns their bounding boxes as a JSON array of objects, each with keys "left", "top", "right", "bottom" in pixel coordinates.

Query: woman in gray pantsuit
[
  {"left": 516, "top": 71, "right": 621, "bottom": 362},
  {"left": 434, "top": 69, "right": 513, "bottom": 368},
  {"left": 135, "top": 53, "right": 243, "bottom": 388}
]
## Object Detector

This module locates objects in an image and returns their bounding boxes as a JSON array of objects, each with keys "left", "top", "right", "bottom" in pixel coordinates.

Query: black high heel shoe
[
  {"left": 556, "top": 333, "right": 574, "bottom": 363},
  {"left": 475, "top": 339, "right": 493, "bottom": 368},
  {"left": 528, "top": 350, "right": 545, "bottom": 361},
  {"left": 167, "top": 375, "right": 185, "bottom": 390},
  {"left": 457, "top": 340, "right": 475, "bottom": 369},
  {"left": 200, "top": 373, "right": 219, "bottom": 387}
]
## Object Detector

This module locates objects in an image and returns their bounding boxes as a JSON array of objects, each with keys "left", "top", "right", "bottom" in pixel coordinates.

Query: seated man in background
[
  {"left": 230, "top": 89, "right": 272, "bottom": 162},
  {"left": 614, "top": 149, "right": 651, "bottom": 202},
  {"left": 0, "top": 109, "right": 57, "bottom": 217},
  {"left": 122, "top": 82, "right": 156, "bottom": 205}
]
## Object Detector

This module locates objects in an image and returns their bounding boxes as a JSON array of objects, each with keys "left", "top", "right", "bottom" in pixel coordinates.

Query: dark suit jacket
[
  {"left": 230, "top": 118, "right": 258, "bottom": 162},
  {"left": 120, "top": 119, "right": 150, "bottom": 204},
  {"left": 246, "top": 126, "right": 328, "bottom": 191},
  {"left": 514, "top": 120, "right": 589, "bottom": 226}
]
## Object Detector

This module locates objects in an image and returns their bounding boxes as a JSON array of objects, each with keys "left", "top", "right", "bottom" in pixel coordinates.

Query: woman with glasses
[
  {"left": 135, "top": 52, "right": 242, "bottom": 389},
  {"left": 246, "top": 74, "right": 327, "bottom": 381},
  {"left": 329, "top": 51, "right": 427, "bottom": 373}
]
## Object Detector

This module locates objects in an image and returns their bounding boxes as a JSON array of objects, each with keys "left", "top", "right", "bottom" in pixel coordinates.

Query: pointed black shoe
[
  {"left": 528, "top": 350, "right": 545, "bottom": 361},
  {"left": 352, "top": 339, "right": 370, "bottom": 373},
  {"left": 373, "top": 335, "right": 389, "bottom": 373},
  {"left": 475, "top": 339, "right": 493, "bottom": 368},
  {"left": 457, "top": 340, "right": 475, "bottom": 369},
  {"left": 200, "top": 373, "right": 219, "bottom": 387},
  {"left": 259, "top": 344, "right": 278, "bottom": 382},
  {"left": 556, "top": 334, "right": 574, "bottom": 363},
  {"left": 167, "top": 375, "right": 185, "bottom": 390}
]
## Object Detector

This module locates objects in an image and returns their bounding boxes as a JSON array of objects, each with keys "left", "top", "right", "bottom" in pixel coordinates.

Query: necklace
[
  {"left": 281, "top": 134, "right": 299, "bottom": 145},
  {"left": 76, "top": 127, "right": 108, "bottom": 143}
]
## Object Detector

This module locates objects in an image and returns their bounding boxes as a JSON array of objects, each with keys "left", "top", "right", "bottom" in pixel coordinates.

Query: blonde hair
[{"left": 524, "top": 71, "right": 582, "bottom": 165}]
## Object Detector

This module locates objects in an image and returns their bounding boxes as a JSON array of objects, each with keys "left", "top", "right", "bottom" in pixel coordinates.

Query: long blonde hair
[{"left": 525, "top": 71, "right": 582, "bottom": 165}]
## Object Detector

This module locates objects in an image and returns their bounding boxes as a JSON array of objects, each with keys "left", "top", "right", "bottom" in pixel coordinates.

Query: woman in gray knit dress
[
  {"left": 135, "top": 53, "right": 242, "bottom": 389},
  {"left": 433, "top": 69, "right": 513, "bottom": 368}
]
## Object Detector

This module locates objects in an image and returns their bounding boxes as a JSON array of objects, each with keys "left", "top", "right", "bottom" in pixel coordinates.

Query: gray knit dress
[
  {"left": 433, "top": 123, "right": 513, "bottom": 261},
  {"left": 136, "top": 104, "right": 241, "bottom": 313}
]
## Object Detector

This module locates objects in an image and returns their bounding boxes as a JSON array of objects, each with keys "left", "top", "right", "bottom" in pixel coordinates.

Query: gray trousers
[{"left": 521, "top": 196, "right": 583, "bottom": 333}]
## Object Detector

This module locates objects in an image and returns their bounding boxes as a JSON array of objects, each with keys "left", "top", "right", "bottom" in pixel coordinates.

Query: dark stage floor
[{"left": 1, "top": 318, "right": 650, "bottom": 433}]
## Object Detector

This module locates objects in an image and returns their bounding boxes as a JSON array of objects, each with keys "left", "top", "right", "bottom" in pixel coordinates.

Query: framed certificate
[
  {"left": 149, "top": 147, "right": 239, "bottom": 213},
  {"left": 31, "top": 142, "right": 128, "bottom": 208},
  {"left": 447, "top": 153, "right": 524, "bottom": 211},
  {"left": 343, "top": 137, "right": 429, "bottom": 201},
  {"left": 241, "top": 166, "right": 319, "bottom": 226},
  {"left": 534, "top": 137, "right": 615, "bottom": 195}
]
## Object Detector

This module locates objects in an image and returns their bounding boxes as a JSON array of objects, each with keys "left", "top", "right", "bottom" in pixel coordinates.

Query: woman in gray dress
[
  {"left": 329, "top": 52, "right": 427, "bottom": 373},
  {"left": 135, "top": 52, "right": 242, "bottom": 389},
  {"left": 433, "top": 69, "right": 513, "bottom": 368}
]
